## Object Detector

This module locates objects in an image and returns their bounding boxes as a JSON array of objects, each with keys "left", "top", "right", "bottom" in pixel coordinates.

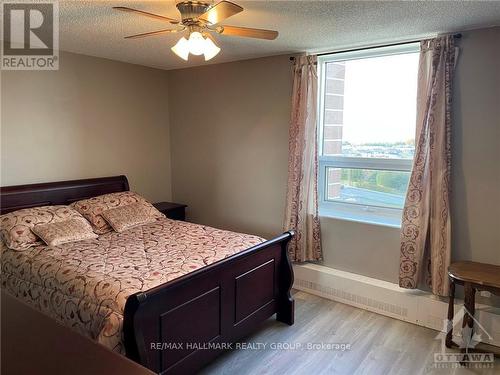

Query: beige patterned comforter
[{"left": 1, "top": 218, "right": 264, "bottom": 353}]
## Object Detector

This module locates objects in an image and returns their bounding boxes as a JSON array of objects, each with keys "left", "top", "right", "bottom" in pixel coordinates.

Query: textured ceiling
[{"left": 59, "top": 1, "right": 500, "bottom": 70}]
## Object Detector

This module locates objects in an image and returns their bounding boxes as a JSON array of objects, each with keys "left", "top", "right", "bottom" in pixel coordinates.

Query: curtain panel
[
  {"left": 399, "top": 36, "right": 456, "bottom": 296},
  {"left": 284, "top": 55, "right": 322, "bottom": 262}
]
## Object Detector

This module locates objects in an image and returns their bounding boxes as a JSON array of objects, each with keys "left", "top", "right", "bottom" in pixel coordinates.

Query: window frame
[{"left": 317, "top": 43, "right": 420, "bottom": 227}]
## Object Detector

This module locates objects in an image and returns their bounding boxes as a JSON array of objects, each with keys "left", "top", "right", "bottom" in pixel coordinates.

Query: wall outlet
[{"left": 480, "top": 291, "right": 492, "bottom": 298}]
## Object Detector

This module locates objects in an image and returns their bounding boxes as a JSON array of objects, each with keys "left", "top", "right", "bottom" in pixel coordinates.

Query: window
[{"left": 318, "top": 43, "right": 420, "bottom": 227}]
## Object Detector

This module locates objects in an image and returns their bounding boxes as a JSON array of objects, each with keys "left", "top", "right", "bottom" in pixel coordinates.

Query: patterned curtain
[
  {"left": 284, "top": 55, "right": 322, "bottom": 262},
  {"left": 399, "top": 36, "right": 456, "bottom": 296}
]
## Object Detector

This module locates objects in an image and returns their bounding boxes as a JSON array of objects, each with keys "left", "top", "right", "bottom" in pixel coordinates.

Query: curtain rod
[{"left": 289, "top": 33, "right": 462, "bottom": 61}]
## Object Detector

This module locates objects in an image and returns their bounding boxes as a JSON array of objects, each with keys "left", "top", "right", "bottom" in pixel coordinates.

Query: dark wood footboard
[{"left": 123, "top": 231, "right": 295, "bottom": 375}]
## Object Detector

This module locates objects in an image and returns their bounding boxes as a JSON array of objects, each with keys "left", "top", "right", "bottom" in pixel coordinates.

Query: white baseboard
[{"left": 293, "top": 263, "right": 500, "bottom": 347}]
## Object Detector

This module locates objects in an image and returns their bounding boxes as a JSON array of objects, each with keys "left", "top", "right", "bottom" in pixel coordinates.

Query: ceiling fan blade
[
  {"left": 219, "top": 25, "right": 278, "bottom": 40},
  {"left": 124, "top": 29, "right": 178, "bottom": 39},
  {"left": 113, "top": 6, "right": 179, "bottom": 24},
  {"left": 199, "top": 1, "right": 243, "bottom": 24}
]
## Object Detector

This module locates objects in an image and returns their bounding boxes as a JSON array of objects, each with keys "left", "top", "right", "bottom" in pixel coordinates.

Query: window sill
[{"left": 319, "top": 208, "right": 402, "bottom": 229}]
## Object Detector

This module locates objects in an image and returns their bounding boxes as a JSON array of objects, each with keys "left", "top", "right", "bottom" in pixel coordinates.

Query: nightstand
[{"left": 153, "top": 202, "right": 187, "bottom": 221}]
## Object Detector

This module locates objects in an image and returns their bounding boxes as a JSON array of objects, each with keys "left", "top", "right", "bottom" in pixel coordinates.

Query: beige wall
[
  {"left": 320, "top": 217, "right": 401, "bottom": 282},
  {"left": 1, "top": 51, "right": 171, "bottom": 202},
  {"left": 168, "top": 55, "right": 292, "bottom": 238},
  {"left": 451, "top": 27, "right": 500, "bottom": 266},
  {"left": 168, "top": 26, "right": 500, "bottom": 285}
]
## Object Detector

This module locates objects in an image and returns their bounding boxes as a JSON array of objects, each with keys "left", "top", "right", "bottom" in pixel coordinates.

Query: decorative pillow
[
  {"left": 0, "top": 205, "right": 85, "bottom": 250},
  {"left": 70, "top": 191, "right": 164, "bottom": 234},
  {"left": 32, "top": 217, "right": 98, "bottom": 246},
  {"left": 102, "top": 202, "right": 160, "bottom": 232}
]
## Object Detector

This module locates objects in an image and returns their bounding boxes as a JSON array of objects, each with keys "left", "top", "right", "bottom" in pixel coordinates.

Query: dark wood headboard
[{"left": 0, "top": 175, "right": 129, "bottom": 215}]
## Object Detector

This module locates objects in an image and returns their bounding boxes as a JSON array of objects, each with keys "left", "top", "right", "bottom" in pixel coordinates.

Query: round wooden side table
[{"left": 446, "top": 261, "right": 500, "bottom": 349}]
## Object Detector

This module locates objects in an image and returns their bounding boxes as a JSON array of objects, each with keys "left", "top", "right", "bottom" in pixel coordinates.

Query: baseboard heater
[{"left": 293, "top": 263, "right": 500, "bottom": 347}]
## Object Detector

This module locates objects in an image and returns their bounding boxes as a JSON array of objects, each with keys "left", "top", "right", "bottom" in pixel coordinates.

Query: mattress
[{"left": 1, "top": 218, "right": 264, "bottom": 353}]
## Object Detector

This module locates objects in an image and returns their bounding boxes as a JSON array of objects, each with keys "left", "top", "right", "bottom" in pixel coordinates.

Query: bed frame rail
[{"left": 123, "top": 231, "right": 294, "bottom": 374}]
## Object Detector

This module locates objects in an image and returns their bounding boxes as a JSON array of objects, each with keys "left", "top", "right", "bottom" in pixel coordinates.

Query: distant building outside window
[{"left": 318, "top": 43, "right": 420, "bottom": 226}]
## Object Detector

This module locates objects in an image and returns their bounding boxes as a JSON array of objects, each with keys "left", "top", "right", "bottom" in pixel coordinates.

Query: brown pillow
[
  {"left": 70, "top": 191, "right": 164, "bottom": 234},
  {"left": 102, "top": 202, "right": 160, "bottom": 232},
  {"left": 32, "top": 218, "right": 98, "bottom": 246},
  {"left": 0, "top": 205, "right": 86, "bottom": 250}
]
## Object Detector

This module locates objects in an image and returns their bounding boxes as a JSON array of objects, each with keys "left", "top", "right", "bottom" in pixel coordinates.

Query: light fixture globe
[
  {"left": 171, "top": 37, "right": 190, "bottom": 60},
  {"left": 187, "top": 31, "right": 206, "bottom": 55},
  {"left": 203, "top": 35, "right": 221, "bottom": 61}
]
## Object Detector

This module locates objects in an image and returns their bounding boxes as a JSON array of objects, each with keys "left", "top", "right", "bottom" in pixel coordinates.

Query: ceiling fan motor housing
[{"left": 176, "top": 1, "right": 212, "bottom": 25}]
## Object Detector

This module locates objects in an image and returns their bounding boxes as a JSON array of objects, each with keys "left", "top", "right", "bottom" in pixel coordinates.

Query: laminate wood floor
[{"left": 201, "top": 291, "right": 499, "bottom": 375}]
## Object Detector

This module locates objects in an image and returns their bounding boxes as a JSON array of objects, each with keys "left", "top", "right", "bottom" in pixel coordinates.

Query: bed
[{"left": 0, "top": 175, "right": 295, "bottom": 374}]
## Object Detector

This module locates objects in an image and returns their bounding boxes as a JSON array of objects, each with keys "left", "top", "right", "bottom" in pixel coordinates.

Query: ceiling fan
[{"left": 114, "top": 1, "right": 279, "bottom": 61}]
